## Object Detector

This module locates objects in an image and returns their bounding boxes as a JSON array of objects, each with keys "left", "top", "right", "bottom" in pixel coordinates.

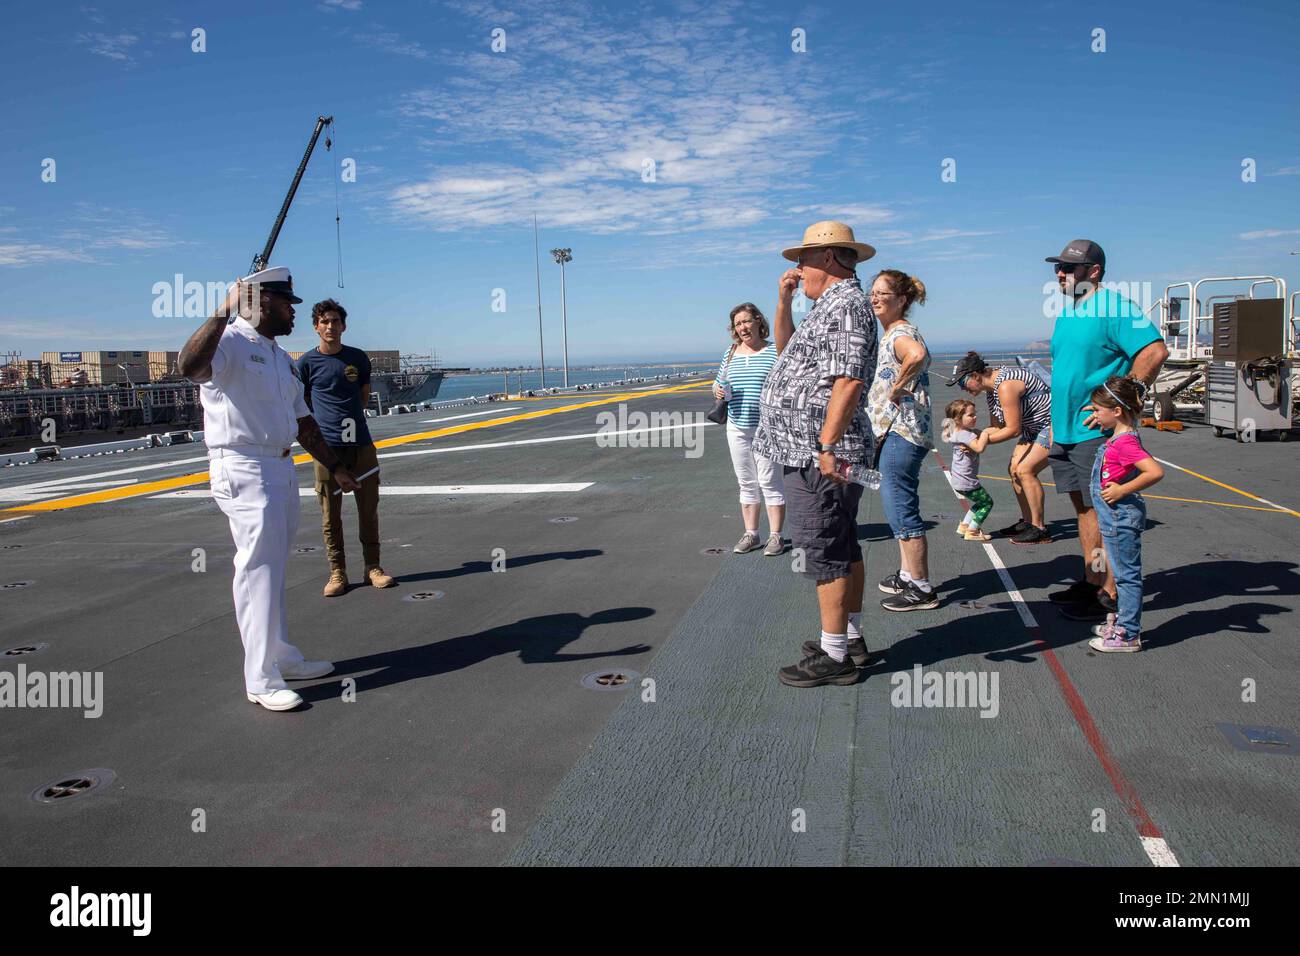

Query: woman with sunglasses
[{"left": 866, "top": 269, "right": 938, "bottom": 612}]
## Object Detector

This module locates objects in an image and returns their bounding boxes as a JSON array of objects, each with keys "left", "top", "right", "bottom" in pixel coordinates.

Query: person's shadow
[
  {"left": 1138, "top": 559, "right": 1298, "bottom": 649},
  {"left": 395, "top": 549, "right": 603, "bottom": 583},
  {"left": 299, "top": 606, "right": 654, "bottom": 700}
]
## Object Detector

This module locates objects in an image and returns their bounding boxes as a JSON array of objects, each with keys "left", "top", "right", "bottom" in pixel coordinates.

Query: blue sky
[{"left": 2, "top": 0, "right": 1298, "bottom": 365}]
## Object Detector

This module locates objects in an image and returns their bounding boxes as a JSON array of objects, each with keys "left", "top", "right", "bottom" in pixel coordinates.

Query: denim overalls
[{"left": 1091, "top": 437, "right": 1147, "bottom": 637}]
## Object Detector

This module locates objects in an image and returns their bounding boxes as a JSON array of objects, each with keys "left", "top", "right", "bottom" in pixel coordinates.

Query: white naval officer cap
[{"left": 242, "top": 265, "right": 304, "bottom": 304}]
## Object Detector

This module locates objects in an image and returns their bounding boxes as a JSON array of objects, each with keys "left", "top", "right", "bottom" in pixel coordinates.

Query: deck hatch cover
[{"left": 1216, "top": 723, "right": 1297, "bottom": 755}]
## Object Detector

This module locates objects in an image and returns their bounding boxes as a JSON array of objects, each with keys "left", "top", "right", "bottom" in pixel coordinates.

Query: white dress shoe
[
  {"left": 246, "top": 689, "right": 304, "bottom": 711},
  {"left": 279, "top": 660, "right": 335, "bottom": 680}
]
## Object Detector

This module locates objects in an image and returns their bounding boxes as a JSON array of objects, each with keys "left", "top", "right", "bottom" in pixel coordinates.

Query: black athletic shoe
[
  {"left": 878, "top": 571, "right": 907, "bottom": 594},
  {"left": 778, "top": 650, "right": 860, "bottom": 688},
  {"left": 881, "top": 580, "right": 940, "bottom": 612},
  {"left": 1060, "top": 597, "right": 1107, "bottom": 621},
  {"left": 995, "top": 519, "right": 1029, "bottom": 537},
  {"left": 1098, "top": 590, "right": 1117, "bottom": 612},
  {"left": 1049, "top": 580, "right": 1099, "bottom": 605},
  {"left": 1011, "top": 525, "right": 1052, "bottom": 545},
  {"left": 801, "top": 637, "right": 880, "bottom": 668}
]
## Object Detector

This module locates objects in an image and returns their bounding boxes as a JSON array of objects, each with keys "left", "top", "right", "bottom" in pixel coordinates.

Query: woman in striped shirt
[
  {"left": 713, "top": 303, "right": 785, "bottom": 556},
  {"left": 946, "top": 351, "right": 1053, "bottom": 545}
]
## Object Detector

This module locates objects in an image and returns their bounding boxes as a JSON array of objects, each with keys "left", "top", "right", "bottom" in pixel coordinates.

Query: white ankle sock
[
  {"left": 899, "top": 569, "right": 913, "bottom": 583},
  {"left": 847, "top": 613, "right": 862, "bottom": 640},
  {"left": 745, "top": 527, "right": 758, "bottom": 535},
  {"left": 820, "top": 630, "right": 848, "bottom": 663},
  {"left": 912, "top": 577, "right": 932, "bottom": 592}
]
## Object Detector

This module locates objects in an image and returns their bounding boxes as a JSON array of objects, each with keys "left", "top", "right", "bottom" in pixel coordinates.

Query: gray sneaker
[
  {"left": 763, "top": 534, "right": 786, "bottom": 556},
  {"left": 733, "top": 532, "right": 762, "bottom": 554}
]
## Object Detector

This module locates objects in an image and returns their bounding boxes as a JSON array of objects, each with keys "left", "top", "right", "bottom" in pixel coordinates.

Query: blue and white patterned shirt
[{"left": 753, "top": 278, "right": 878, "bottom": 467}]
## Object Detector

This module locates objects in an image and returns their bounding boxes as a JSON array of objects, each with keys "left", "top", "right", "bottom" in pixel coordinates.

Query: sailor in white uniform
[{"left": 179, "top": 267, "right": 360, "bottom": 712}]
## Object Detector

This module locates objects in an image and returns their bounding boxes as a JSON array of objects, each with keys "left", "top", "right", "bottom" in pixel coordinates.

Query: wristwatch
[{"left": 817, "top": 442, "right": 836, "bottom": 454}]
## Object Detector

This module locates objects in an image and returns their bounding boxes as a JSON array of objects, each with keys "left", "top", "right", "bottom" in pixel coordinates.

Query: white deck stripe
[
  {"left": 377, "top": 422, "right": 716, "bottom": 460},
  {"left": 932, "top": 447, "right": 1181, "bottom": 867},
  {"left": 0, "top": 479, "right": 141, "bottom": 502},
  {"left": 1141, "top": 836, "right": 1180, "bottom": 867},
  {"left": 0, "top": 515, "right": 33, "bottom": 524},
  {"left": 0, "top": 455, "right": 209, "bottom": 497},
  {"left": 980, "top": 543, "right": 1039, "bottom": 629},
  {"left": 149, "top": 483, "right": 593, "bottom": 500},
  {"left": 418, "top": 408, "right": 517, "bottom": 423}
]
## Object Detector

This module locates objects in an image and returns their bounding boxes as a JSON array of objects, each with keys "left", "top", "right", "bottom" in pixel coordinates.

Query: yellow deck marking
[
  {"left": 973, "top": 473, "right": 1290, "bottom": 514},
  {"left": 1151, "top": 457, "right": 1300, "bottom": 518},
  {"left": 3, "top": 382, "right": 706, "bottom": 513}
]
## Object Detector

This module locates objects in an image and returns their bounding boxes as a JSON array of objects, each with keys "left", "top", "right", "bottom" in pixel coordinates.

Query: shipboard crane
[{"left": 249, "top": 115, "right": 337, "bottom": 276}]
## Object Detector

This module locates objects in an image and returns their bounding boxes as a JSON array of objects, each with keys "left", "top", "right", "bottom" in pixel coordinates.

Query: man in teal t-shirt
[{"left": 1045, "top": 240, "right": 1168, "bottom": 621}]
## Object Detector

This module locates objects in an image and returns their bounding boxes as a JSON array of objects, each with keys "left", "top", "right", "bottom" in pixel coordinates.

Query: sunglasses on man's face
[{"left": 1054, "top": 262, "right": 1092, "bottom": 274}]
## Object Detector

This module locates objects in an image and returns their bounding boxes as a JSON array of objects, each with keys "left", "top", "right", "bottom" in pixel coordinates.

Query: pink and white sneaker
[
  {"left": 1088, "top": 616, "right": 1141, "bottom": 653},
  {"left": 1090, "top": 613, "right": 1117, "bottom": 639}
]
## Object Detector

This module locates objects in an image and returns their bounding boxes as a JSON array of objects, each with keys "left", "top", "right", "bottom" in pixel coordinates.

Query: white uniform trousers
[{"left": 209, "top": 451, "right": 307, "bottom": 695}]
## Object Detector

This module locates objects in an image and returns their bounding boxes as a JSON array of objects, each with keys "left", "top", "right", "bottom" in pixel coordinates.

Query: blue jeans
[
  {"left": 1091, "top": 452, "right": 1147, "bottom": 635},
  {"left": 878, "top": 433, "right": 929, "bottom": 540}
]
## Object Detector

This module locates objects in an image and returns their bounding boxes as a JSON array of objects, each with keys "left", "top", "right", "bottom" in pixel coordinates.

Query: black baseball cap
[
  {"left": 1045, "top": 239, "right": 1105, "bottom": 269},
  {"left": 943, "top": 352, "right": 987, "bottom": 387}
]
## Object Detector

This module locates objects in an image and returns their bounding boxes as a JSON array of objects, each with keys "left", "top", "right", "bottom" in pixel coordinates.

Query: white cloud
[
  {"left": 0, "top": 320, "right": 162, "bottom": 343},
  {"left": 75, "top": 31, "right": 140, "bottom": 62},
  {"left": 350, "top": 28, "right": 429, "bottom": 59},
  {"left": 0, "top": 205, "right": 180, "bottom": 267},
  {"left": 879, "top": 228, "right": 999, "bottom": 246},
  {"left": 1239, "top": 228, "right": 1300, "bottom": 240},
  {"left": 319, "top": 0, "right": 363, "bottom": 10},
  {"left": 1266, "top": 165, "right": 1300, "bottom": 176},
  {"left": 383, "top": 0, "right": 928, "bottom": 238},
  {"left": 0, "top": 243, "right": 97, "bottom": 267}
]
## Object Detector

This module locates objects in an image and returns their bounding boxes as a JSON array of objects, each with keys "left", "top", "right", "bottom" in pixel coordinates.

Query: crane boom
[{"left": 250, "top": 115, "right": 333, "bottom": 274}]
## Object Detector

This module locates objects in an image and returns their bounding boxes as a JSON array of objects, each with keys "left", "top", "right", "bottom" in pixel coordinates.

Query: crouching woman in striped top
[{"left": 713, "top": 303, "right": 785, "bottom": 555}]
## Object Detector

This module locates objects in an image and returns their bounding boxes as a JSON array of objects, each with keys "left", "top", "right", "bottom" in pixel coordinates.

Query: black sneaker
[
  {"left": 1098, "top": 590, "right": 1117, "bottom": 612},
  {"left": 778, "top": 650, "right": 860, "bottom": 688},
  {"left": 995, "top": 519, "right": 1029, "bottom": 537},
  {"left": 878, "top": 571, "right": 907, "bottom": 594},
  {"left": 801, "top": 637, "right": 880, "bottom": 668},
  {"left": 1060, "top": 596, "right": 1107, "bottom": 621},
  {"left": 1049, "top": 580, "right": 1099, "bottom": 605},
  {"left": 881, "top": 580, "right": 940, "bottom": 612},
  {"left": 1011, "top": 525, "right": 1052, "bottom": 545}
]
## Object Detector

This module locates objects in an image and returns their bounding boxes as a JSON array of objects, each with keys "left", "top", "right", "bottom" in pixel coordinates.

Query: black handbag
[{"left": 706, "top": 345, "right": 737, "bottom": 425}]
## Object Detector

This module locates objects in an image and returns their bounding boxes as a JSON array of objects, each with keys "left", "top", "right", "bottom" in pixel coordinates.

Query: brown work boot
[
  {"left": 365, "top": 565, "right": 395, "bottom": 589},
  {"left": 323, "top": 569, "right": 348, "bottom": 597}
]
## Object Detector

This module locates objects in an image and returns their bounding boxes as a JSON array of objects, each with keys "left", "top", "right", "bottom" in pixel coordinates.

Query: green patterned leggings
[{"left": 961, "top": 484, "right": 994, "bottom": 526}]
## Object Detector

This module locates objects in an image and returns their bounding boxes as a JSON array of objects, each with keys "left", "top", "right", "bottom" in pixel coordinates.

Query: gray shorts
[
  {"left": 782, "top": 462, "right": 865, "bottom": 581},
  {"left": 1048, "top": 437, "right": 1103, "bottom": 507}
]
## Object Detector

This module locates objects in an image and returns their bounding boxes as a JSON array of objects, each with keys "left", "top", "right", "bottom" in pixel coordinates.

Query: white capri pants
[{"left": 726, "top": 422, "right": 785, "bottom": 506}]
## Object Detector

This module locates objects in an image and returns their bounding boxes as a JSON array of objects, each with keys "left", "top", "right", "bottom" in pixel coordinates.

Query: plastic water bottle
[{"left": 836, "top": 459, "right": 882, "bottom": 490}]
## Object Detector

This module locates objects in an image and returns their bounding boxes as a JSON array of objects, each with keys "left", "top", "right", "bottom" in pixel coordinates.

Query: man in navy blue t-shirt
[{"left": 296, "top": 299, "right": 395, "bottom": 597}]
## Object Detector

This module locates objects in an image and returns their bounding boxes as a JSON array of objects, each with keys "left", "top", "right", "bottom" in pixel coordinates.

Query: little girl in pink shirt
[{"left": 1087, "top": 376, "right": 1164, "bottom": 652}]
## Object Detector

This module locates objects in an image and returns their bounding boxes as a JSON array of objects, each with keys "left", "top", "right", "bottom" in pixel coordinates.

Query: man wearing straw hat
[{"left": 753, "top": 221, "right": 879, "bottom": 688}]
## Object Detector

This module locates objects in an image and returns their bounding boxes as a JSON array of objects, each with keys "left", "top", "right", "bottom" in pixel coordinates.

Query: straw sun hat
[{"left": 781, "top": 220, "right": 877, "bottom": 264}]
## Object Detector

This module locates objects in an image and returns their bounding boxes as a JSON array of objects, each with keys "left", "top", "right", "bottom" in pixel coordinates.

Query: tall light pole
[
  {"left": 533, "top": 215, "right": 546, "bottom": 389},
  {"left": 550, "top": 247, "right": 572, "bottom": 387}
]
